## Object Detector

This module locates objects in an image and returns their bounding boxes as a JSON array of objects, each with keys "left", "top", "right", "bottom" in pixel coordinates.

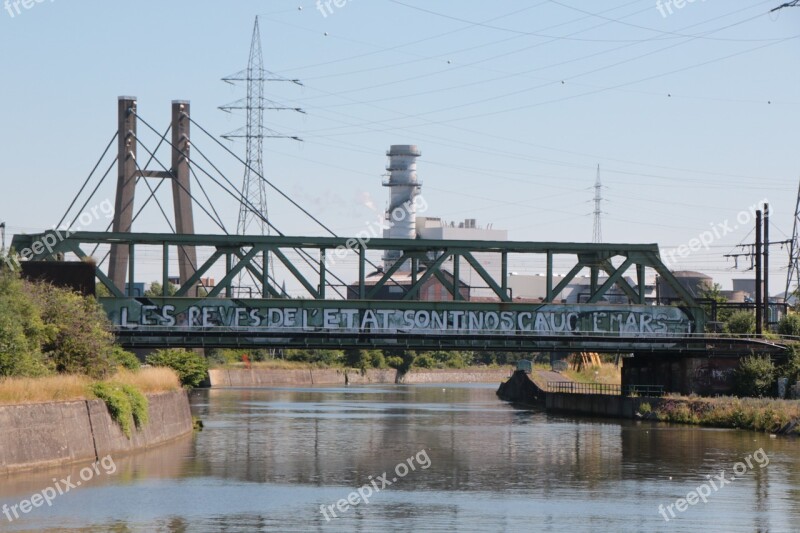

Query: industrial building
[{"left": 349, "top": 144, "right": 508, "bottom": 301}]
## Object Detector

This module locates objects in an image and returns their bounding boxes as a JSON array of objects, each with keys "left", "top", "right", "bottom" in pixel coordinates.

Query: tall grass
[
  {"left": 113, "top": 367, "right": 181, "bottom": 393},
  {"left": 0, "top": 367, "right": 180, "bottom": 406},
  {"left": 563, "top": 363, "right": 621, "bottom": 385},
  {"left": 0, "top": 374, "right": 91, "bottom": 405}
]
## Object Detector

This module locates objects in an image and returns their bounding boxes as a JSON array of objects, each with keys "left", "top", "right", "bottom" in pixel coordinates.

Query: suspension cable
[
  {"left": 57, "top": 131, "right": 118, "bottom": 229},
  {"left": 132, "top": 110, "right": 346, "bottom": 298}
]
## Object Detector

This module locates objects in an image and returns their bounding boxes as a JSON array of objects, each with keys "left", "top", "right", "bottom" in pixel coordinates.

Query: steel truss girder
[{"left": 11, "top": 230, "right": 705, "bottom": 329}]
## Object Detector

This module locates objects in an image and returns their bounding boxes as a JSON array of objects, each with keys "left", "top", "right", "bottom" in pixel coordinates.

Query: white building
[{"left": 416, "top": 216, "right": 508, "bottom": 298}]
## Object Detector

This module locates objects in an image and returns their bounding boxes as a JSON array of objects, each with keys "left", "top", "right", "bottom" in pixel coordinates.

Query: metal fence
[{"left": 547, "top": 382, "right": 664, "bottom": 397}]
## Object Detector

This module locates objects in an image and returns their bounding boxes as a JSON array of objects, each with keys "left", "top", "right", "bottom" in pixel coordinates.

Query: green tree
[
  {"left": 777, "top": 314, "right": 800, "bottom": 337},
  {"left": 29, "top": 282, "right": 117, "bottom": 379},
  {"left": 386, "top": 356, "right": 404, "bottom": 369},
  {"left": 431, "top": 351, "right": 470, "bottom": 368},
  {"left": 700, "top": 283, "right": 731, "bottom": 323},
  {"left": 285, "top": 349, "right": 344, "bottom": 366},
  {"left": 110, "top": 346, "right": 141, "bottom": 371},
  {"left": 383, "top": 349, "right": 416, "bottom": 372},
  {"left": 343, "top": 349, "right": 386, "bottom": 369},
  {"left": 412, "top": 353, "right": 435, "bottom": 369},
  {"left": 779, "top": 343, "right": 800, "bottom": 384},
  {"left": 0, "top": 269, "right": 50, "bottom": 376},
  {"left": 734, "top": 355, "right": 776, "bottom": 397},
  {"left": 724, "top": 311, "right": 756, "bottom": 335},
  {"left": 95, "top": 284, "right": 112, "bottom": 297},
  {"left": 146, "top": 349, "right": 208, "bottom": 388},
  {"left": 144, "top": 281, "right": 178, "bottom": 298}
]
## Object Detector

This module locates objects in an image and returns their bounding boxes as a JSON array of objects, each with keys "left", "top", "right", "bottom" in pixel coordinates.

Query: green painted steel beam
[
  {"left": 462, "top": 251, "right": 510, "bottom": 302},
  {"left": 15, "top": 231, "right": 662, "bottom": 255},
  {"left": 402, "top": 252, "right": 451, "bottom": 300}
]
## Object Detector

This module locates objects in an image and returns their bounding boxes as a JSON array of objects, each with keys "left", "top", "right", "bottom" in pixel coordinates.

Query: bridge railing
[{"left": 547, "top": 382, "right": 665, "bottom": 397}]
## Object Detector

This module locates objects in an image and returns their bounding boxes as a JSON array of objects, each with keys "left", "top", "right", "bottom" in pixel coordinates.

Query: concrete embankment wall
[
  {"left": 0, "top": 390, "right": 193, "bottom": 475},
  {"left": 208, "top": 368, "right": 395, "bottom": 387},
  {"left": 400, "top": 369, "right": 512, "bottom": 384},
  {"left": 546, "top": 392, "right": 657, "bottom": 419},
  {"left": 209, "top": 368, "right": 512, "bottom": 387}
]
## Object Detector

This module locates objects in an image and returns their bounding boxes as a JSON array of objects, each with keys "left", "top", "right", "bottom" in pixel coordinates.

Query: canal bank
[
  {"left": 498, "top": 370, "right": 800, "bottom": 435},
  {"left": 0, "top": 390, "right": 193, "bottom": 475},
  {"left": 208, "top": 367, "right": 512, "bottom": 387}
]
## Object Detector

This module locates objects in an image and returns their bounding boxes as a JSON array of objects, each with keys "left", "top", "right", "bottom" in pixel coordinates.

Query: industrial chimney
[{"left": 382, "top": 145, "right": 422, "bottom": 271}]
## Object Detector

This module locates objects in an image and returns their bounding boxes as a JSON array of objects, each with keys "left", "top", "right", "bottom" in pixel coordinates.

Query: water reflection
[{"left": 0, "top": 384, "right": 797, "bottom": 532}]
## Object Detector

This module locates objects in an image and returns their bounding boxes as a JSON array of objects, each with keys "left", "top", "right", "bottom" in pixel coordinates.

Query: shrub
[
  {"left": 29, "top": 282, "right": 116, "bottom": 379},
  {"left": 343, "top": 349, "right": 385, "bottom": 369},
  {"left": 779, "top": 343, "right": 800, "bottom": 384},
  {"left": 369, "top": 351, "right": 386, "bottom": 369},
  {"left": 386, "top": 356, "right": 404, "bottom": 369},
  {"left": 92, "top": 382, "right": 148, "bottom": 437},
  {"left": 145, "top": 349, "right": 208, "bottom": 388},
  {"left": 0, "top": 269, "right": 50, "bottom": 377},
  {"left": 778, "top": 314, "right": 800, "bottom": 337},
  {"left": 725, "top": 311, "right": 756, "bottom": 335},
  {"left": 639, "top": 402, "right": 652, "bottom": 415},
  {"left": 285, "top": 349, "right": 343, "bottom": 366},
  {"left": 413, "top": 354, "right": 435, "bottom": 369},
  {"left": 110, "top": 346, "right": 141, "bottom": 371},
  {"left": 121, "top": 384, "right": 149, "bottom": 429},
  {"left": 734, "top": 356, "right": 776, "bottom": 398},
  {"left": 432, "top": 351, "right": 469, "bottom": 369}
]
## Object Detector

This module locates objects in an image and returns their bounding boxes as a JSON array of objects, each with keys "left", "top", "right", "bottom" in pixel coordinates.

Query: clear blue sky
[{"left": 1, "top": 0, "right": 798, "bottom": 292}]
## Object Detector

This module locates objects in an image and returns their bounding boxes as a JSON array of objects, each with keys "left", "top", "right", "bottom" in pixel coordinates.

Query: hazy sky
[{"left": 1, "top": 1, "right": 798, "bottom": 293}]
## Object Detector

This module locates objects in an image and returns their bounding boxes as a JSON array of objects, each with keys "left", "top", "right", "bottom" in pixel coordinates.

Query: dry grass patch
[
  {"left": 563, "top": 363, "right": 621, "bottom": 385},
  {"left": 0, "top": 368, "right": 181, "bottom": 406},
  {"left": 0, "top": 374, "right": 91, "bottom": 405},
  {"left": 111, "top": 367, "right": 181, "bottom": 393}
]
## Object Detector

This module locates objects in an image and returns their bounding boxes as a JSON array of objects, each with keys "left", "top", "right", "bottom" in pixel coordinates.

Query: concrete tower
[{"left": 382, "top": 145, "right": 422, "bottom": 271}]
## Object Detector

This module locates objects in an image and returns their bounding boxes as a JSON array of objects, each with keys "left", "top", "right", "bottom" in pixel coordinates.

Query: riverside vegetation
[{"left": 0, "top": 266, "right": 202, "bottom": 436}]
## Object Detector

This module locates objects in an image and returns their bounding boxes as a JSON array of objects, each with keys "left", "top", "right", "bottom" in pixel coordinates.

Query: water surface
[{"left": 1, "top": 384, "right": 798, "bottom": 532}]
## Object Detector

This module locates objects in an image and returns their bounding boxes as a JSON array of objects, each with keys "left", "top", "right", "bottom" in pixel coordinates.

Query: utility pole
[
  {"left": 763, "top": 203, "right": 770, "bottom": 329},
  {"left": 724, "top": 202, "right": 790, "bottom": 333},
  {"left": 756, "top": 210, "right": 763, "bottom": 335},
  {"left": 0, "top": 222, "right": 5, "bottom": 255}
]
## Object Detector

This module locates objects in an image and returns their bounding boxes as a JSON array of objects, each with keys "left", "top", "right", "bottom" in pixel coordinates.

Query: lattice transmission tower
[
  {"left": 592, "top": 164, "right": 603, "bottom": 244},
  {"left": 785, "top": 180, "right": 800, "bottom": 300},
  {"left": 220, "top": 16, "right": 303, "bottom": 295}
]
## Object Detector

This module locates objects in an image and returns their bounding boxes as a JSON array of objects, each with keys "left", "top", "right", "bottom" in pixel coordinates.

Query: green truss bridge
[{"left": 11, "top": 231, "right": 786, "bottom": 357}]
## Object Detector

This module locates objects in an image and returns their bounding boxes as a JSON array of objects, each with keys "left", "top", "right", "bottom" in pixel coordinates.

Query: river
[{"left": 1, "top": 384, "right": 798, "bottom": 532}]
